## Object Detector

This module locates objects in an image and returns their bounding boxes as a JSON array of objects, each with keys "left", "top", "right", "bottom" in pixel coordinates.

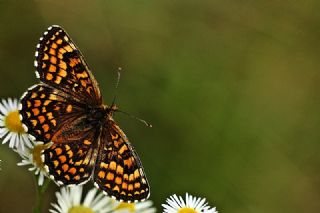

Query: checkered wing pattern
[
  {"left": 34, "top": 25, "right": 102, "bottom": 106},
  {"left": 43, "top": 129, "right": 99, "bottom": 185},
  {"left": 93, "top": 121, "right": 150, "bottom": 202},
  {"left": 20, "top": 84, "right": 88, "bottom": 143}
]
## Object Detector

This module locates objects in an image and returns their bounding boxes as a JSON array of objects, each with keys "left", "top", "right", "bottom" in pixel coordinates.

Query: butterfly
[{"left": 19, "top": 25, "right": 150, "bottom": 202}]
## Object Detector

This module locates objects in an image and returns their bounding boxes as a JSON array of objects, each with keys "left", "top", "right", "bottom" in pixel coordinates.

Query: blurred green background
[{"left": 1, "top": 1, "right": 320, "bottom": 212}]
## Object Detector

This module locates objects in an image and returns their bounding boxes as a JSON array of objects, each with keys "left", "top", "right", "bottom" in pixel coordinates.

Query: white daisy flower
[
  {"left": 162, "top": 193, "right": 218, "bottom": 213},
  {"left": 115, "top": 200, "right": 156, "bottom": 213},
  {"left": 16, "top": 142, "right": 51, "bottom": 185},
  {"left": 50, "top": 185, "right": 156, "bottom": 213},
  {"left": 0, "top": 98, "right": 33, "bottom": 150},
  {"left": 50, "top": 185, "right": 118, "bottom": 213}
]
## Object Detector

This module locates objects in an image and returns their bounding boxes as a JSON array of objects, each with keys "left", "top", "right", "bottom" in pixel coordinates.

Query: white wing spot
[
  {"left": 35, "top": 71, "right": 40, "bottom": 79},
  {"left": 142, "top": 178, "right": 146, "bottom": 184}
]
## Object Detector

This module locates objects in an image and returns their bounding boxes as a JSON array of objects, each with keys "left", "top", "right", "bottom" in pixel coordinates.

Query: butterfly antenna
[
  {"left": 111, "top": 67, "right": 122, "bottom": 107},
  {"left": 111, "top": 68, "right": 152, "bottom": 127},
  {"left": 117, "top": 109, "right": 153, "bottom": 128}
]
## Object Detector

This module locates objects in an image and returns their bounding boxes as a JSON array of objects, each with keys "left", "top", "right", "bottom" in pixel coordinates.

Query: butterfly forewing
[
  {"left": 93, "top": 120, "right": 150, "bottom": 202},
  {"left": 34, "top": 25, "right": 102, "bottom": 106},
  {"left": 20, "top": 84, "right": 87, "bottom": 143}
]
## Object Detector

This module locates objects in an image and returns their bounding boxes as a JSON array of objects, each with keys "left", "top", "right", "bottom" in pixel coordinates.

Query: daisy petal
[{"left": 162, "top": 193, "right": 218, "bottom": 213}]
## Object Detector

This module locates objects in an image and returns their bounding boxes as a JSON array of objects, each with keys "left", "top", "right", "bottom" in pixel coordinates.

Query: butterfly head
[
  {"left": 103, "top": 103, "right": 119, "bottom": 118},
  {"left": 110, "top": 104, "right": 118, "bottom": 112}
]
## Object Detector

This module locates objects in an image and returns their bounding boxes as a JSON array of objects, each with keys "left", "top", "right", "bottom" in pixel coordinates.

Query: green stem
[{"left": 33, "top": 175, "right": 51, "bottom": 213}]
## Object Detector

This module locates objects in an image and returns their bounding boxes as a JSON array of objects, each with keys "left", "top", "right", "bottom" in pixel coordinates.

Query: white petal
[
  {"left": 2, "top": 99, "right": 10, "bottom": 111},
  {"left": 28, "top": 167, "right": 36, "bottom": 171},
  {"left": 72, "top": 186, "right": 82, "bottom": 206},
  {"left": 2, "top": 132, "right": 12, "bottom": 144},
  {"left": 168, "top": 195, "right": 181, "bottom": 209},
  {"left": 0, "top": 128, "right": 8, "bottom": 138},
  {"left": 13, "top": 99, "right": 19, "bottom": 108},
  {"left": 179, "top": 195, "right": 186, "bottom": 207},
  {"left": 56, "top": 190, "right": 69, "bottom": 211},
  {"left": 22, "top": 134, "right": 33, "bottom": 148},
  {"left": 195, "top": 198, "right": 206, "bottom": 210},
  {"left": 38, "top": 173, "right": 44, "bottom": 185},
  {"left": 9, "top": 133, "right": 17, "bottom": 148},
  {"left": 0, "top": 102, "right": 8, "bottom": 115},
  {"left": 8, "top": 98, "right": 14, "bottom": 110},
  {"left": 162, "top": 204, "right": 177, "bottom": 213},
  {"left": 83, "top": 187, "right": 97, "bottom": 207}
]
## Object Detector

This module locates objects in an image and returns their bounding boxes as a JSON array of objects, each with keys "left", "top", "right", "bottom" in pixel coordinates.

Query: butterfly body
[
  {"left": 84, "top": 105, "right": 112, "bottom": 125},
  {"left": 19, "top": 25, "right": 150, "bottom": 202}
]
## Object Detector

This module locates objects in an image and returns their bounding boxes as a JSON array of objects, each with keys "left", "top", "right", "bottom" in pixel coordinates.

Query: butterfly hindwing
[
  {"left": 43, "top": 129, "right": 99, "bottom": 185},
  {"left": 34, "top": 25, "right": 102, "bottom": 106},
  {"left": 93, "top": 120, "right": 150, "bottom": 202}
]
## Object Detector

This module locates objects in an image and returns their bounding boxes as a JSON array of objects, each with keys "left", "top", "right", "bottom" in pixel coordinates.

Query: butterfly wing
[
  {"left": 43, "top": 128, "right": 99, "bottom": 185},
  {"left": 34, "top": 25, "right": 102, "bottom": 106},
  {"left": 21, "top": 25, "right": 103, "bottom": 143},
  {"left": 93, "top": 120, "right": 150, "bottom": 202},
  {"left": 19, "top": 84, "right": 93, "bottom": 144}
]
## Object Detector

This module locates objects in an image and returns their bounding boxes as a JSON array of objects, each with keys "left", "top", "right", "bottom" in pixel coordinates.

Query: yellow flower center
[
  {"left": 31, "top": 143, "right": 52, "bottom": 171},
  {"left": 116, "top": 202, "right": 136, "bottom": 212},
  {"left": 178, "top": 207, "right": 198, "bottom": 213},
  {"left": 68, "top": 205, "right": 94, "bottom": 213},
  {"left": 4, "top": 110, "right": 25, "bottom": 133}
]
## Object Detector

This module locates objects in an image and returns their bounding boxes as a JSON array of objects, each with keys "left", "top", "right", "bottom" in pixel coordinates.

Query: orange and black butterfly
[{"left": 19, "top": 25, "right": 150, "bottom": 202}]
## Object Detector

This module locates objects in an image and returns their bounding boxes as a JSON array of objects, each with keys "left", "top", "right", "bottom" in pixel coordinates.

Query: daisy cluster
[
  {"left": 50, "top": 185, "right": 155, "bottom": 213},
  {"left": 0, "top": 97, "right": 218, "bottom": 213}
]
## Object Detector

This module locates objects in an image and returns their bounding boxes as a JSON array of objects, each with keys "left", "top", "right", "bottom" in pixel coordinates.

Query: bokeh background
[{"left": 1, "top": 1, "right": 320, "bottom": 212}]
